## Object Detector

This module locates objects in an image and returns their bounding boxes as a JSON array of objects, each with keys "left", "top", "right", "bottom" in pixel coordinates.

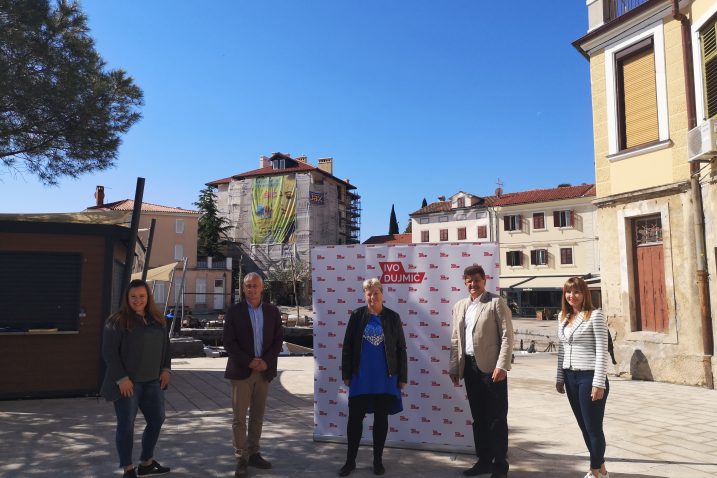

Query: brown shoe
[
  {"left": 248, "top": 453, "right": 272, "bottom": 469},
  {"left": 235, "top": 458, "right": 248, "bottom": 477}
]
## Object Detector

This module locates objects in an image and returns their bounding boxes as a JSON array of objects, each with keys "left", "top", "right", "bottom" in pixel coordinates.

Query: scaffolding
[{"left": 346, "top": 191, "right": 361, "bottom": 244}]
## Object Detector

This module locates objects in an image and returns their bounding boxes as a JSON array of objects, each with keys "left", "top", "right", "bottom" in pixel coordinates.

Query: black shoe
[
  {"left": 338, "top": 462, "right": 356, "bottom": 476},
  {"left": 137, "top": 460, "right": 170, "bottom": 476},
  {"left": 490, "top": 472, "right": 508, "bottom": 478},
  {"left": 235, "top": 459, "right": 248, "bottom": 478},
  {"left": 373, "top": 460, "right": 385, "bottom": 475},
  {"left": 123, "top": 469, "right": 137, "bottom": 478},
  {"left": 463, "top": 461, "right": 492, "bottom": 476},
  {"left": 248, "top": 452, "right": 272, "bottom": 469}
]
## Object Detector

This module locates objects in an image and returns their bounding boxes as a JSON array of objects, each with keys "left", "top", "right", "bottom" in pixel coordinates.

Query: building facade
[
  {"left": 575, "top": 0, "right": 717, "bottom": 386},
  {"left": 409, "top": 192, "right": 497, "bottom": 244},
  {"left": 208, "top": 153, "right": 360, "bottom": 303},
  {"left": 87, "top": 192, "right": 231, "bottom": 314}
]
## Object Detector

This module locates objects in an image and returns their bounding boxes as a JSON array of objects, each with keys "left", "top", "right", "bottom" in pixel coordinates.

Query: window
[
  {"left": 533, "top": 212, "right": 545, "bottom": 230},
  {"left": 154, "top": 282, "right": 166, "bottom": 304},
  {"left": 506, "top": 251, "right": 522, "bottom": 267},
  {"left": 530, "top": 249, "right": 548, "bottom": 266},
  {"left": 439, "top": 216, "right": 448, "bottom": 222},
  {"left": 457, "top": 227, "right": 467, "bottom": 240},
  {"left": 616, "top": 37, "right": 658, "bottom": 150},
  {"left": 477, "top": 225, "right": 487, "bottom": 239},
  {"left": 0, "top": 252, "right": 81, "bottom": 331},
  {"left": 503, "top": 215, "right": 522, "bottom": 231},
  {"left": 553, "top": 210, "right": 574, "bottom": 228},
  {"left": 457, "top": 197, "right": 465, "bottom": 208},
  {"left": 174, "top": 244, "right": 184, "bottom": 260},
  {"left": 560, "top": 248, "right": 574, "bottom": 265},
  {"left": 701, "top": 18, "right": 717, "bottom": 118},
  {"left": 421, "top": 230, "right": 429, "bottom": 242},
  {"left": 419, "top": 217, "right": 429, "bottom": 224},
  {"left": 175, "top": 219, "right": 185, "bottom": 234},
  {"left": 195, "top": 278, "right": 207, "bottom": 304},
  {"left": 440, "top": 229, "right": 448, "bottom": 241}
]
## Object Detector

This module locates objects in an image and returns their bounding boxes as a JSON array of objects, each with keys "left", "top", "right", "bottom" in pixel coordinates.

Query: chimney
[
  {"left": 495, "top": 187, "right": 503, "bottom": 197},
  {"left": 317, "top": 157, "right": 333, "bottom": 175},
  {"left": 295, "top": 155, "right": 308, "bottom": 164},
  {"left": 438, "top": 195, "right": 446, "bottom": 202},
  {"left": 260, "top": 155, "right": 270, "bottom": 168},
  {"left": 95, "top": 185, "right": 105, "bottom": 206}
]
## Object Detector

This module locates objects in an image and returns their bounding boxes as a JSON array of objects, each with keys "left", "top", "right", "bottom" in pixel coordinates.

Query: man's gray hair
[
  {"left": 362, "top": 277, "right": 383, "bottom": 292},
  {"left": 243, "top": 272, "right": 264, "bottom": 285}
]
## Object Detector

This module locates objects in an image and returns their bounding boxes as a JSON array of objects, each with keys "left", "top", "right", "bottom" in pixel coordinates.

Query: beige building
[
  {"left": 86, "top": 188, "right": 231, "bottom": 314},
  {"left": 410, "top": 185, "right": 599, "bottom": 317},
  {"left": 575, "top": 0, "right": 717, "bottom": 386},
  {"left": 496, "top": 185, "right": 599, "bottom": 318}
]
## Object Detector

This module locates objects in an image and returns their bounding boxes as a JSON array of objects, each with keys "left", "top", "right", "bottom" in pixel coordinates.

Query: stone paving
[{"left": 1, "top": 353, "right": 716, "bottom": 477}]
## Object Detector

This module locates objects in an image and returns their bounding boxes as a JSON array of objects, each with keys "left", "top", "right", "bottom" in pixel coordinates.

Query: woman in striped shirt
[{"left": 555, "top": 277, "right": 609, "bottom": 478}]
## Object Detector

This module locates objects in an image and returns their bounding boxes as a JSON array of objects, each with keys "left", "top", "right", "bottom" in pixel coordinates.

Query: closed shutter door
[
  {"left": 702, "top": 21, "right": 717, "bottom": 118},
  {"left": 623, "top": 48, "right": 658, "bottom": 148}
]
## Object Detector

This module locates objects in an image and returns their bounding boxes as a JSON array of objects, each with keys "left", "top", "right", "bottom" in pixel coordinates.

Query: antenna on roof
[{"left": 495, "top": 178, "right": 503, "bottom": 197}]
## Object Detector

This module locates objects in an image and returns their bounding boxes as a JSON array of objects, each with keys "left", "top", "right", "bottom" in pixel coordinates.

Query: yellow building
[{"left": 574, "top": 0, "right": 717, "bottom": 386}]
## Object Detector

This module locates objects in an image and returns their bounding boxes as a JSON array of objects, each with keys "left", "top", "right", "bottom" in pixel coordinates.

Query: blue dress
[{"left": 349, "top": 314, "right": 403, "bottom": 415}]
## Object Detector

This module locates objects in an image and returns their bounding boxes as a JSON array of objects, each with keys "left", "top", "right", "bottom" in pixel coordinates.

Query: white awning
[
  {"left": 131, "top": 262, "right": 179, "bottom": 282},
  {"left": 501, "top": 275, "right": 600, "bottom": 290}
]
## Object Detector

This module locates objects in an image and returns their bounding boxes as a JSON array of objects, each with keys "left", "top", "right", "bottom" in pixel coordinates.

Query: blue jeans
[
  {"left": 563, "top": 370, "right": 609, "bottom": 470},
  {"left": 113, "top": 380, "right": 166, "bottom": 468}
]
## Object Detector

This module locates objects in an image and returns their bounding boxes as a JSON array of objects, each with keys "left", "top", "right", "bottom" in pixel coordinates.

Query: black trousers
[
  {"left": 345, "top": 394, "right": 392, "bottom": 464},
  {"left": 464, "top": 356, "right": 509, "bottom": 472}
]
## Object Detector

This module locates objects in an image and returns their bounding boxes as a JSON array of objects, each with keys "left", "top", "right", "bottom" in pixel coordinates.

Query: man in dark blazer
[
  {"left": 449, "top": 265, "right": 514, "bottom": 478},
  {"left": 223, "top": 272, "right": 283, "bottom": 478}
]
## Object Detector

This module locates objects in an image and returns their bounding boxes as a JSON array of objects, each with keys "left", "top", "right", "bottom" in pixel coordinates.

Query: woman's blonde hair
[
  {"left": 362, "top": 277, "right": 383, "bottom": 292},
  {"left": 561, "top": 276, "right": 593, "bottom": 322}
]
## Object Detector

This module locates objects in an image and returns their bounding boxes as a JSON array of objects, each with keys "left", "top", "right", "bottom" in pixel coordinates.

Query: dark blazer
[
  {"left": 223, "top": 300, "right": 283, "bottom": 382},
  {"left": 341, "top": 305, "right": 408, "bottom": 384},
  {"left": 100, "top": 316, "right": 171, "bottom": 402}
]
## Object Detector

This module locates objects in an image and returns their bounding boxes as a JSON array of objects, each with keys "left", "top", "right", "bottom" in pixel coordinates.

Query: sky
[{"left": 0, "top": 0, "right": 595, "bottom": 241}]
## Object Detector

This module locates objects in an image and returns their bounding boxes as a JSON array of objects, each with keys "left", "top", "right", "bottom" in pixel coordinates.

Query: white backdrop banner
[{"left": 312, "top": 242, "right": 500, "bottom": 451}]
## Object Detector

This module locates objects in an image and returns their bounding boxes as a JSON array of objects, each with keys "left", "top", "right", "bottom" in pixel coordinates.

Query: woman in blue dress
[{"left": 339, "top": 278, "right": 408, "bottom": 476}]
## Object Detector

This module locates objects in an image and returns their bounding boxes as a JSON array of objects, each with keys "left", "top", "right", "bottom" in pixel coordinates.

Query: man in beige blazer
[{"left": 449, "top": 265, "right": 514, "bottom": 478}]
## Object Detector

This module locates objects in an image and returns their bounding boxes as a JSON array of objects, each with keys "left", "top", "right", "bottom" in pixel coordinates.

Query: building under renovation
[{"left": 207, "top": 153, "right": 360, "bottom": 303}]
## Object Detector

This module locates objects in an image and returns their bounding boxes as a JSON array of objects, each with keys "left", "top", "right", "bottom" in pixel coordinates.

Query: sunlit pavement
[{"left": 1, "top": 353, "right": 716, "bottom": 477}]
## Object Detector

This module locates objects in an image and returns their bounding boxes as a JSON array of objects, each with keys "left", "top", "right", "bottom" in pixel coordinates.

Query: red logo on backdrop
[
  {"left": 410, "top": 380, "right": 419, "bottom": 386},
  {"left": 484, "top": 251, "right": 493, "bottom": 256},
  {"left": 441, "top": 298, "right": 450, "bottom": 303},
  {"left": 327, "top": 265, "right": 335, "bottom": 270},
  {"left": 338, "top": 388, "right": 347, "bottom": 394},
  {"left": 328, "top": 354, "right": 336, "bottom": 360},
  {"left": 443, "top": 418, "right": 453, "bottom": 424},
  {"left": 398, "top": 298, "right": 406, "bottom": 303},
  {"left": 442, "top": 345, "right": 451, "bottom": 351},
  {"left": 388, "top": 286, "right": 397, "bottom": 292},
  {"left": 420, "top": 345, "right": 429, "bottom": 351},
  {"left": 337, "top": 299, "right": 345, "bottom": 304},
  {"left": 379, "top": 262, "right": 426, "bottom": 284},
  {"left": 338, "top": 320, "right": 347, "bottom": 326},
  {"left": 319, "top": 365, "right": 327, "bottom": 371},
  {"left": 486, "top": 274, "right": 493, "bottom": 280},
  {"left": 318, "top": 299, "right": 326, "bottom": 304},
  {"left": 432, "top": 430, "right": 441, "bottom": 436},
  {"left": 451, "top": 264, "right": 460, "bottom": 269},
  {"left": 400, "top": 416, "right": 408, "bottom": 422},
  {"left": 430, "top": 264, "right": 438, "bottom": 269},
  {"left": 329, "top": 377, "right": 337, "bottom": 382},
  {"left": 347, "top": 287, "right": 356, "bottom": 292},
  {"left": 410, "top": 429, "right": 420, "bottom": 435},
  {"left": 329, "top": 399, "right": 337, "bottom": 405},
  {"left": 440, "top": 321, "right": 450, "bottom": 327},
  {"left": 409, "top": 286, "right": 418, "bottom": 292},
  {"left": 421, "top": 417, "right": 431, "bottom": 423},
  {"left": 442, "top": 393, "right": 451, "bottom": 398},
  {"left": 318, "top": 277, "right": 326, "bottom": 282},
  {"left": 462, "top": 252, "right": 471, "bottom": 257},
  {"left": 328, "top": 332, "right": 336, "bottom": 337},
  {"left": 357, "top": 276, "right": 365, "bottom": 281},
  {"left": 419, "top": 321, "right": 428, "bottom": 327},
  {"left": 410, "top": 356, "right": 418, "bottom": 362},
  {"left": 357, "top": 298, "right": 363, "bottom": 304},
  {"left": 377, "top": 253, "right": 386, "bottom": 258},
  {"left": 409, "top": 333, "right": 418, "bottom": 338},
  {"left": 409, "top": 310, "right": 418, "bottom": 315},
  {"left": 339, "top": 411, "right": 347, "bottom": 417},
  {"left": 419, "top": 298, "right": 428, "bottom": 303},
  {"left": 337, "top": 254, "right": 345, "bottom": 259},
  {"left": 440, "top": 252, "right": 449, "bottom": 257},
  {"left": 347, "top": 265, "right": 355, "bottom": 270},
  {"left": 430, "top": 287, "right": 438, "bottom": 292},
  {"left": 337, "top": 277, "right": 345, "bottom": 281},
  {"left": 451, "top": 286, "right": 461, "bottom": 291},
  {"left": 455, "top": 432, "right": 465, "bottom": 438},
  {"left": 319, "top": 388, "right": 327, "bottom": 393},
  {"left": 454, "top": 406, "right": 464, "bottom": 413},
  {"left": 390, "top": 427, "right": 398, "bottom": 433},
  {"left": 327, "top": 288, "right": 335, "bottom": 293},
  {"left": 318, "top": 320, "right": 326, "bottom": 326},
  {"left": 430, "top": 333, "right": 439, "bottom": 338},
  {"left": 330, "top": 423, "right": 337, "bottom": 428},
  {"left": 419, "top": 252, "right": 427, "bottom": 257},
  {"left": 319, "top": 411, "right": 327, "bottom": 416},
  {"left": 431, "top": 357, "right": 440, "bottom": 363},
  {"left": 408, "top": 264, "right": 417, "bottom": 269},
  {"left": 327, "top": 309, "right": 335, "bottom": 315},
  {"left": 357, "top": 254, "right": 365, "bottom": 259},
  {"left": 430, "top": 310, "right": 439, "bottom": 315},
  {"left": 440, "top": 275, "right": 449, "bottom": 280},
  {"left": 317, "top": 255, "right": 325, "bottom": 260},
  {"left": 367, "top": 265, "right": 376, "bottom": 270},
  {"left": 398, "top": 253, "right": 406, "bottom": 258},
  {"left": 420, "top": 368, "right": 429, "bottom": 374},
  {"left": 411, "top": 404, "right": 420, "bottom": 410},
  {"left": 420, "top": 392, "right": 430, "bottom": 398}
]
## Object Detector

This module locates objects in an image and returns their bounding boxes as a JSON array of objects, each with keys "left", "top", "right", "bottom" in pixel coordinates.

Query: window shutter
[
  {"left": 530, "top": 250, "right": 537, "bottom": 265},
  {"left": 570, "top": 210, "right": 575, "bottom": 227},
  {"left": 506, "top": 252, "right": 511, "bottom": 266},
  {"left": 553, "top": 211, "right": 559, "bottom": 227},
  {"left": 517, "top": 252, "right": 522, "bottom": 266},
  {"left": 518, "top": 214, "right": 523, "bottom": 231},
  {"left": 504, "top": 216, "right": 510, "bottom": 231},
  {"left": 622, "top": 47, "right": 658, "bottom": 148},
  {"left": 702, "top": 21, "right": 717, "bottom": 118}
]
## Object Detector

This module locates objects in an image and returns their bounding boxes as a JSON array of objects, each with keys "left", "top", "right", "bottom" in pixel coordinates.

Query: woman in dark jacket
[
  {"left": 101, "top": 279, "right": 171, "bottom": 478},
  {"left": 339, "top": 278, "right": 407, "bottom": 477}
]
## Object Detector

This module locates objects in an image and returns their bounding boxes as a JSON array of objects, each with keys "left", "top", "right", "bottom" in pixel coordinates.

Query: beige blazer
[{"left": 449, "top": 291, "right": 514, "bottom": 378}]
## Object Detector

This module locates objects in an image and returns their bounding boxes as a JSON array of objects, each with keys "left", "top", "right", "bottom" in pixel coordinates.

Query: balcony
[
  {"left": 196, "top": 257, "right": 232, "bottom": 270},
  {"left": 605, "top": 0, "right": 648, "bottom": 22}
]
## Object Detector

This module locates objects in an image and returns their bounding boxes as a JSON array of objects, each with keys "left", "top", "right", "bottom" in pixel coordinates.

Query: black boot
[
  {"left": 338, "top": 461, "right": 356, "bottom": 477},
  {"left": 373, "top": 458, "right": 385, "bottom": 475}
]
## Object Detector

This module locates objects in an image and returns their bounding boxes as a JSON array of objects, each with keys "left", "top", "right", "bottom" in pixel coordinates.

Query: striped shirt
[{"left": 556, "top": 308, "right": 608, "bottom": 388}]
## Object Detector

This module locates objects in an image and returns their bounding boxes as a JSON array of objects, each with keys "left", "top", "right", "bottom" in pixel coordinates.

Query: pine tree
[
  {"left": 421, "top": 198, "right": 428, "bottom": 208},
  {"left": 389, "top": 204, "right": 399, "bottom": 235},
  {"left": 194, "top": 186, "right": 230, "bottom": 257}
]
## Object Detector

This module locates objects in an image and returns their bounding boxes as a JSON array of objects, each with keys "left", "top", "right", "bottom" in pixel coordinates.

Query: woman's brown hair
[
  {"left": 108, "top": 279, "right": 166, "bottom": 330},
  {"left": 560, "top": 276, "right": 594, "bottom": 322}
]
